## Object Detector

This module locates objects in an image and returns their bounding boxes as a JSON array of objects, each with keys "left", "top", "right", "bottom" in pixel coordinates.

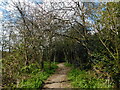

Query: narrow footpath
[{"left": 43, "top": 63, "right": 71, "bottom": 88}]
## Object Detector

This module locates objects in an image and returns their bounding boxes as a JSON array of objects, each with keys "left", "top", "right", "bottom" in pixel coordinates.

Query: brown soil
[{"left": 42, "top": 63, "right": 71, "bottom": 89}]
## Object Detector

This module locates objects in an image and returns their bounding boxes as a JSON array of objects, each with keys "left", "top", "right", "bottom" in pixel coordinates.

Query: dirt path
[{"left": 42, "top": 63, "right": 71, "bottom": 88}]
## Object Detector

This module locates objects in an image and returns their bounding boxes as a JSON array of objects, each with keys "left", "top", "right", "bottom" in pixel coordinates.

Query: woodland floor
[{"left": 42, "top": 63, "right": 71, "bottom": 89}]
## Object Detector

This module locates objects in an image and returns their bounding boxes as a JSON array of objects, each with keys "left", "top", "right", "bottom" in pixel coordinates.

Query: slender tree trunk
[{"left": 41, "top": 51, "right": 44, "bottom": 70}]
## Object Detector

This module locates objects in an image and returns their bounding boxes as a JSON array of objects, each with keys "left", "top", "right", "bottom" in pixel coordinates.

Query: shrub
[
  {"left": 68, "top": 68, "right": 114, "bottom": 88},
  {"left": 17, "top": 62, "right": 58, "bottom": 88}
]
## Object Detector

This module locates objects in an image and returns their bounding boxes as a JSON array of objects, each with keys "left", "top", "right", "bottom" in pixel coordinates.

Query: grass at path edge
[{"left": 65, "top": 62, "right": 114, "bottom": 88}]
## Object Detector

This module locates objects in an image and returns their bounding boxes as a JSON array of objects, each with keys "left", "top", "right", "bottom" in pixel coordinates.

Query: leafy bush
[
  {"left": 68, "top": 68, "right": 114, "bottom": 88},
  {"left": 18, "top": 72, "right": 46, "bottom": 88},
  {"left": 18, "top": 62, "right": 58, "bottom": 88},
  {"left": 64, "top": 62, "right": 73, "bottom": 67},
  {"left": 21, "top": 64, "right": 40, "bottom": 74},
  {"left": 91, "top": 53, "right": 120, "bottom": 87}
]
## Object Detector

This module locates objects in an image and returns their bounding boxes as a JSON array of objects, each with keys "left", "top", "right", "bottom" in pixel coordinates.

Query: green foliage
[
  {"left": 44, "top": 62, "right": 58, "bottom": 74},
  {"left": 18, "top": 72, "right": 46, "bottom": 88},
  {"left": 68, "top": 68, "right": 113, "bottom": 88},
  {"left": 91, "top": 52, "right": 120, "bottom": 87},
  {"left": 2, "top": 51, "right": 25, "bottom": 87},
  {"left": 92, "top": 53, "right": 118, "bottom": 73},
  {"left": 18, "top": 62, "right": 58, "bottom": 88},
  {"left": 64, "top": 62, "right": 73, "bottom": 67},
  {"left": 21, "top": 64, "right": 40, "bottom": 74}
]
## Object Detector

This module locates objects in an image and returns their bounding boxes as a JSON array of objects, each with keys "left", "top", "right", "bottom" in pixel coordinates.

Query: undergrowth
[
  {"left": 17, "top": 62, "right": 58, "bottom": 88},
  {"left": 64, "top": 62, "right": 73, "bottom": 67},
  {"left": 65, "top": 63, "right": 114, "bottom": 88}
]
